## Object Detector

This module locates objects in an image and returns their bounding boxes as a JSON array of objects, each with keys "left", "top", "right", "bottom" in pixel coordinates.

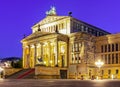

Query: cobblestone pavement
[{"left": 0, "top": 79, "right": 120, "bottom": 87}]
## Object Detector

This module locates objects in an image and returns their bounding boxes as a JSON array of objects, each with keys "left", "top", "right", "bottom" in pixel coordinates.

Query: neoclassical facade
[{"left": 21, "top": 7, "right": 120, "bottom": 79}]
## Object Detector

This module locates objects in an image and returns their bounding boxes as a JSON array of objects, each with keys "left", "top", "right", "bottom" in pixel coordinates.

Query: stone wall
[{"left": 5, "top": 68, "right": 22, "bottom": 77}]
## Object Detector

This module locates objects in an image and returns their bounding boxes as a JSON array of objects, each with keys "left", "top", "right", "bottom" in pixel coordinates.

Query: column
[
  {"left": 70, "top": 43, "right": 73, "bottom": 64},
  {"left": 22, "top": 46, "right": 26, "bottom": 68},
  {"left": 41, "top": 43, "right": 43, "bottom": 59},
  {"left": 107, "top": 44, "right": 108, "bottom": 52},
  {"left": 110, "top": 44, "right": 112, "bottom": 52},
  {"left": 48, "top": 42, "right": 51, "bottom": 66},
  {"left": 65, "top": 42, "right": 68, "bottom": 67},
  {"left": 55, "top": 39, "right": 59, "bottom": 66},
  {"left": 30, "top": 44, "right": 35, "bottom": 68},
  {"left": 114, "top": 43, "right": 116, "bottom": 52},
  {"left": 34, "top": 44, "right": 37, "bottom": 66},
  {"left": 27, "top": 45, "right": 30, "bottom": 68},
  {"left": 23, "top": 45, "right": 30, "bottom": 68}
]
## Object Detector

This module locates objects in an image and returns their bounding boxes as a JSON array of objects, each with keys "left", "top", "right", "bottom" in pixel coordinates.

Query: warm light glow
[
  {"left": 25, "top": 46, "right": 29, "bottom": 48},
  {"left": 37, "top": 44, "right": 40, "bottom": 48},
  {"left": 59, "top": 29, "right": 66, "bottom": 34},
  {"left": 50, "top": 43, "right": 53, "bottom": 46},
  {"left": 96, "top": 76, "right": 98, "bottom": 80},
  {"left": 61, "top": 46, "right": 65, "bottom": 53},
  {"left": 31, "top": 44, "right": 35, "bottom": 48},
  {"left": 111, "top": 74, "right": 114, "bottom": 79},
  {"left": 95, "top": 60, "right": 104, "bottom": 68},
  {"left": 43, "top": 42, "right": 48, "bottom": 47},
  {"left": 58, "top": 60, "right": 60, "bottom": 63},
  {"left": 0, "top": 67, "right": 3, "bottom": 72},
  {"left": 44, "top": 61, "right": 46, "bottom": 64},
  {"left": 50, "top": 60, "right": 52, "bottom": 63}
]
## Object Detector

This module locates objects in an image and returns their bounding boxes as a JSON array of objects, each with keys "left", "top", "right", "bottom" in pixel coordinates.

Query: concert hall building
[{"left": 21, "top": 7, "right": 120, "bottom": 79}]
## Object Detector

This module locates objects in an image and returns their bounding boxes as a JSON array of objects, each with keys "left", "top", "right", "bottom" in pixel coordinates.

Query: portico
[{"left": 21, "top": 32, "right": 69, "bottom": 69}]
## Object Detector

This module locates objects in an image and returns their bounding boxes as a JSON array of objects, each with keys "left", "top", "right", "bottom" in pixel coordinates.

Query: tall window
[
  {"left": 81, "top": 25, "right": 84, "bottom": 32},
  {"left": 116, "top": 43, "right": 118, "bottom": 51},
  {"left": 74, "top": 43, "right": 78, "bottom": 52},
  {"left": 108, "top": 54, "right": 111, "bottom": 64},
  {"left": 112, "top": 54, "right": 114, "bottom": 64},
  {"left": 95, "top": 31, "right": 97, "bottom": 36},
  {"left": 116, "top": 53, "right": 118, "bottom": 64},
  {"left": 108, "top": 44, "right": 110, "bottom": 52},
  {"left": 78, "top": 24, "right": 81, "bottom": 31},
  {"left": 112, "top": 44, "right": 114, "bottom": 52},
  {"left": 105, "top": 54, "right": 107, "bottom": 64},
  {"left": 105, "top": 45, "right": 107, "bottom": 52}
]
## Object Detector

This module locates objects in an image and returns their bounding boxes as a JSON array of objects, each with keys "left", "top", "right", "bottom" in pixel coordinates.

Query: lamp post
[{"left": 95, "top": 60, "right": 104, "bottom": 80}]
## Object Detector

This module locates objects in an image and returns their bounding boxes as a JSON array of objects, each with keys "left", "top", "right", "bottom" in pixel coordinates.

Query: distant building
[
  {"left": 21, "top": 7, "right": 120, "bottom": 79},
  {"left": 0, "top": 57, "right": 20, "bottom": 68}
]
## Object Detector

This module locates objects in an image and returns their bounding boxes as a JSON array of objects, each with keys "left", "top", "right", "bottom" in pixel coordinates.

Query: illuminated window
[
  {"left": 74, "top": 43, "right": 78, "bottom": 52},
  {"left": 81, "top": 25, "right": 84, "bottom": 31}
]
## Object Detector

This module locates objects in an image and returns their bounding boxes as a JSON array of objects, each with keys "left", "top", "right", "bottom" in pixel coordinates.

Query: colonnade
[{"left": 22, "top": 40, "right": 68, "bottom": 68}]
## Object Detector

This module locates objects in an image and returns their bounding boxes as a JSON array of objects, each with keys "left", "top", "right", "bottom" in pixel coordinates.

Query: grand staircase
[{"left": 7, "top": 69, "right": 35, "bottom": 79}]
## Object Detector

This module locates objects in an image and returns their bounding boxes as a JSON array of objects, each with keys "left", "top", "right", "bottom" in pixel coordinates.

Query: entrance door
[{"left": 60, "top": 70, "right": 67, "bottom": 79}]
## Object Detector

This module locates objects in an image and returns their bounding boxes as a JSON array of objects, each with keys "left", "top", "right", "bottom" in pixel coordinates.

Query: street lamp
[{"left": 95, "top": 60, "right": 104, "bottom": 79}]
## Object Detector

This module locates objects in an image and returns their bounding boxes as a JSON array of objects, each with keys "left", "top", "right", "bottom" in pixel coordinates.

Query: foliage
[{"left": 11, "top": 59, "right": 23, "bottom": 68}]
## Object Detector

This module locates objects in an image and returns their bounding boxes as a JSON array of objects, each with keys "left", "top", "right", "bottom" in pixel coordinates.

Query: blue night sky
[{"left": 0, "top": 0, "right": 120, "bottom": 58}]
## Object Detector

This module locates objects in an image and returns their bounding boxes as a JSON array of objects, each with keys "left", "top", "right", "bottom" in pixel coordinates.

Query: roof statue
[{"left": 46, "top": 6, "right": 57, "bottom": 16}]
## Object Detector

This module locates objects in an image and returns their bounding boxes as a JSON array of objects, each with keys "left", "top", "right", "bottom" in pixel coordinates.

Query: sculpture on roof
[{"left": 46, "top": 6, "right": 57, "bottom": 16}]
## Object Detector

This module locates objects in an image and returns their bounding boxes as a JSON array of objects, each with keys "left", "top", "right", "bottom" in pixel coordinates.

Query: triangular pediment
[{"left": 38, "top": 16, "right": 69, "bottom": 25}]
